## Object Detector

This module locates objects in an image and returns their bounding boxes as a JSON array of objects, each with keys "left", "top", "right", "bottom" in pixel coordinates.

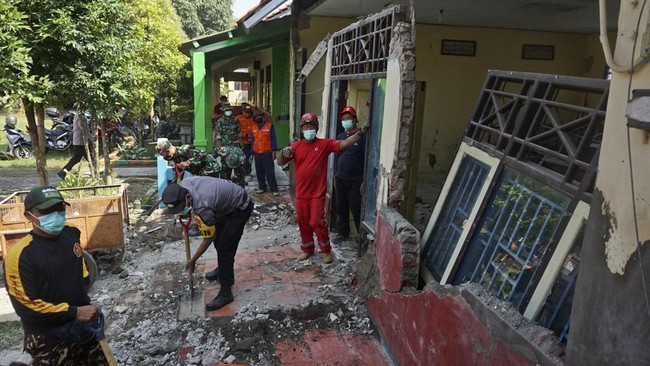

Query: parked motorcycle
[
  {"left": 46, "top": 107, "right": 74, "bottom": 130},
  {"left": 3, "top": 115, "right": 32, "bottom": 159},
  {"left": 44, "top": 107, "right": 74, "bottom": 151}
]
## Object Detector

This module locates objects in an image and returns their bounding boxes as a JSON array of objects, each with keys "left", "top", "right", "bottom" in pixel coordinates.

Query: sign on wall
[
  {"left": 441, "top": 39, "right": 476, "bottom": 57},
  {"left": 522, "top": 44, "right": 555, "bottom": 61}
]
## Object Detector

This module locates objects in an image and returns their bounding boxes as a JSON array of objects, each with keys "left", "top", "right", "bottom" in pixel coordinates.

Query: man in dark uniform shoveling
[{"left": 162, "top": 176, "right": 253, "bottom": 310}]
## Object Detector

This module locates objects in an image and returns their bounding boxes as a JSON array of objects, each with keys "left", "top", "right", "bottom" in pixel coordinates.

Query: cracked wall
[{"left": 565, "top": 2, "right": 650, "bottom": 358}]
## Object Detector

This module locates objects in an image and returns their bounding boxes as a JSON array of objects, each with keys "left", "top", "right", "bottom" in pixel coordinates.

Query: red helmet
[
  {"left": 300, "top": 113, "right": 319, "bottom": 126},
  {"left": 339, "top": 106, "right": 357, "bottom": 118}
]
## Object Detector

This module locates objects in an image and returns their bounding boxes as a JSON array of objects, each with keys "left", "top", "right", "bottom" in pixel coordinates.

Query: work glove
[
  {"left": 358, "top": 122, "right": 370, "bottom": 137},
  {"left": 280, "top": 146, "right": 293, "bottom": 158}
]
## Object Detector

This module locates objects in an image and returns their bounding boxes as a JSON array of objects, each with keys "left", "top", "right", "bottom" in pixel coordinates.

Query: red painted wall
[
  {"left": 375, "top": 213, "right": 403, "bottom": 292},
  {"left": 367, "top": 291, "right": 532, "bottom": 365}
]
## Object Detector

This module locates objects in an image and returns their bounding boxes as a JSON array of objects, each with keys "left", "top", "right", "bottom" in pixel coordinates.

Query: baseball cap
[
  {"left": 161, "top": 184, "right": 189, "bottom": 214},
  {"left": 24, "top": 186, "right": 69, "bottom": 211},
  {"left": 242, "top": 104, "right": 252, "bottom": 112}
]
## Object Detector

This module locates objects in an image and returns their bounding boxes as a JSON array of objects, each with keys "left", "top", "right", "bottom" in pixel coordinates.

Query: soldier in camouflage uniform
[
  {"left": 156, "top": 138, "right": 221, "bottom": 182},
  {"left": 214, "top": 103, "right": 241, "bottom": 149},
  {"left": 214, "top": 103, "right": 247, "bottom": 185},
  {"left": 216, "top": 146, "right": 247, "bottom": 187}
]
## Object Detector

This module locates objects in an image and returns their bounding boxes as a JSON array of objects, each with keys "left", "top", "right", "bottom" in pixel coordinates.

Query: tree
[
  {"left": 196, "top": 0, "right": 233, "bottom": 36},
  {"left": 1, "top": 0, "right": 187, "bottom": 184},
  {"left": 172, "top": 0, "right": 233, "bottom": 39}
]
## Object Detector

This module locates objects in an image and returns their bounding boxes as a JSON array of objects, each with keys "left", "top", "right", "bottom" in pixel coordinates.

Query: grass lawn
[{"left": 1, "top": 110, "right": 72, "bottom": 169}]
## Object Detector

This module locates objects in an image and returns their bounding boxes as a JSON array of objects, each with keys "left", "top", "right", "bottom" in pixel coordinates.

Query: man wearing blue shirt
[{"left": 333, "top": 106, "right": 366, "bottom": 241}]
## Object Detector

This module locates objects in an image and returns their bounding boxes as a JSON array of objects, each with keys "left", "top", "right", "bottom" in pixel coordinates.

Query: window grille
[
  {"left": 536, "top": 225, "right": 585, "bottom": 343},
  {"left": 465, "top": 71, "right": 609, "bottom": 201},
  {"left": 452, "top": 168, "right": 570, "bottom": 312},
  {"left": 330, "top": 7, "right": 397, "bottom": 80},
  {"left": 422, "top": 156, "right": 490, "bottom": 281}
]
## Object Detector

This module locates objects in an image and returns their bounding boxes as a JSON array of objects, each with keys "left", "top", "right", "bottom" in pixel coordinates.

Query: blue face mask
[
  {"left": 30, "top": 211, "right": 66, "bottom": 235},
  {"left": 303, "top": 130, "right": 317, "bottom": 141},
  {"left": 342, "top": 120, "right": 354, "bottom": 130},
  {"left": 224, "top": 111, "right": 233, "bottom": 117}
]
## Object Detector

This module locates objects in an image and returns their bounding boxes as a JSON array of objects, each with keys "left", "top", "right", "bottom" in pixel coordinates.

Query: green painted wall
[{"left": 272, "top": 41, "right": 290, "bottom": 148}]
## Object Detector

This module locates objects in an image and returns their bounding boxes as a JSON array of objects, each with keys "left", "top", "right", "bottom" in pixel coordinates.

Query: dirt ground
[{"left": 0, "top": 180, "right": 379, "bottom": 365}]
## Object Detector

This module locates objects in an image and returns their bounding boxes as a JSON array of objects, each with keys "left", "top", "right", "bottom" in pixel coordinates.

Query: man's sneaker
[
  {"left": 322, "top": 252, "right": 333, "bottom": 264},
  {"left": 205, "top": 288, "right": 234, "bottom": 311},
  {"left": 272, "top": 191, "right": 280, "bottom": 197},
  {"left": 254, "top": 188, "right": 267, "bottom": 194},
  {"left": 297, "top": 252, "right": 313, "bottom": 261},
  {"left": 205, "top": 267, "right": 220, "bottom": 281}
]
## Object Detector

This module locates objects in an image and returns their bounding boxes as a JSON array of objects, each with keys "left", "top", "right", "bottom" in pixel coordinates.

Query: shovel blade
[{"left": 178, "top": 291, "right": 205, "bottom": 320}]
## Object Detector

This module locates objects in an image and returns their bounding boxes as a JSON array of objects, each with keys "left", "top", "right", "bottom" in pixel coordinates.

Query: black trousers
[
  {"left": 254, "top": 152, "right": 278, "bottom": 192},
  {"left": 61, "top": 145, "right": 90, "bottom": 173},
  {"left": 335, "top": 177, "right": 362, "bottom": 236},
  {"left": 213, "top": 201, "right": 253, "bottom": 287}
]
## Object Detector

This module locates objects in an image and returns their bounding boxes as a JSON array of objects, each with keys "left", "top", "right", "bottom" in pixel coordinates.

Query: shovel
[
  {"left": 177, "top": 215, "right": 204, "bottom": 319},
  {"left": 89, "top": 312, "right": 118, "bottom": 366}
]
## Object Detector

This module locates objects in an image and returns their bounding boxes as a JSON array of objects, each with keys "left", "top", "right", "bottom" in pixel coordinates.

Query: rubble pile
[
  {"left": 0, "top": 182, "right": 380, "bottom": 365},
  {"left": 247, "top": 203, "right": 296, "bottom": 231}
]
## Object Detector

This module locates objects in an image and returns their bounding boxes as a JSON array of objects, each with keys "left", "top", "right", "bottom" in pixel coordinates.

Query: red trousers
[{"left": 295, "top": 196, "right": 331, "bottom": 253}]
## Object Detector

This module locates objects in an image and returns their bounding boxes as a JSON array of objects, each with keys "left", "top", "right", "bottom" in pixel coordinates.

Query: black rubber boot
[
  {"left": 205, "top": 287, "right": 233, "bottom": 311},
  {"left": 204, "top": 267, "right": 220, "bottom": 282}
]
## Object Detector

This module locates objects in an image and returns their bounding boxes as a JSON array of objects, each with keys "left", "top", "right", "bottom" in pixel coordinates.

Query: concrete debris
[{"left": 0, "top": 183, "right": 380, "bottom": 366}]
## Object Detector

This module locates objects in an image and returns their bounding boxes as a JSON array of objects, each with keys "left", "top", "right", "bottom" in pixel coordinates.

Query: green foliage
[
  {"left": 57, "top": 170, "right": 121, "bottom": 197},
  {"left": 57, "top": 170, "right": 102, "bottom": 189},
  {"left": 0, "top": 1, "right": 51, "bottom": 105},
  {"left": 196, "top": 0, "right": 233, "bottom": 36},
  {"left": 172, "top": 0, "right": 233, "bottom": 39}
]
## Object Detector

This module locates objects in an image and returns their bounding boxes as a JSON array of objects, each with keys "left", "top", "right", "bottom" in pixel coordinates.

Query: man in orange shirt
[
  {"left": 236, "top": 103, "right": 254, "bottom": 178},
  {"left": 250, "top": 113, "right": 279, "bottom": 196}
]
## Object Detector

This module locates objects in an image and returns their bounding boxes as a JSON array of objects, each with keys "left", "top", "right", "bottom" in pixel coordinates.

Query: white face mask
[{"left": 303, "top": 130, "right": 317, "bottom": 141}]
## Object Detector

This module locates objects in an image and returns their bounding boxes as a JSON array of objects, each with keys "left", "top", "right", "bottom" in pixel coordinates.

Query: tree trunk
[
  {"left": 22, "top": 99, "right": 49, "bottom": 186},
  {"left": 99, "top": 118, "right": 111, "bottom": 184}
]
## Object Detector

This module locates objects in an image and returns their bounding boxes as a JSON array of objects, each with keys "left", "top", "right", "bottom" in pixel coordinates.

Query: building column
[
  {"left": 192, "top": 51, "right": 212, "bottom": 151},
  {"left": 272, "top": 41, "right": 290, "bottom": 148}
]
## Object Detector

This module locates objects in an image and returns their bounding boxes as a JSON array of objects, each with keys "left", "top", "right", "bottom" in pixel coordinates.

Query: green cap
[{"left": 24, "top": 186, "right": 69, "bottom": 211}]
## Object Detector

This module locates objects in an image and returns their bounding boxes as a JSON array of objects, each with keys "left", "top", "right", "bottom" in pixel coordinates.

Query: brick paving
[{"left": 0, "top": 167, "right": 157, "bottom": 199}]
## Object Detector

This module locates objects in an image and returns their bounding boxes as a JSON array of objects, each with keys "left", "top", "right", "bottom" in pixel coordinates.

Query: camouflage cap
[
  {"left": 221, "top": 102, "right": 233, "bottom": 111},
  {"left": 155, "top": 138, "right": 172, "bottom": 153}
]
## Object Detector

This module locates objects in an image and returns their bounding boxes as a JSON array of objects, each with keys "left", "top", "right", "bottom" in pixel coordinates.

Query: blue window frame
[
  {"left": 452, "top": 168, "right": 570, "bottom": 312},
  {"left": 536, "top": 225, "right": 584, "bottom": 343},
  {"left": 362, "top": 78, "right": 385, "bottom": 227},
  {"left": 422, "top": 156, "right": 490, "bottom": 281}
]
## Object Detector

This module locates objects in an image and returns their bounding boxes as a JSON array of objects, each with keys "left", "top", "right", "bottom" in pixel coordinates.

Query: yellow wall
[
  {"left": 298, "top": 17, "right": 609, "bottom": 181},
  {"left": 414, "top": 24, "right": 608, "bottom": 178},
  {"left": 298, "top": 16, "right": 356, "bottom": 117}
]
